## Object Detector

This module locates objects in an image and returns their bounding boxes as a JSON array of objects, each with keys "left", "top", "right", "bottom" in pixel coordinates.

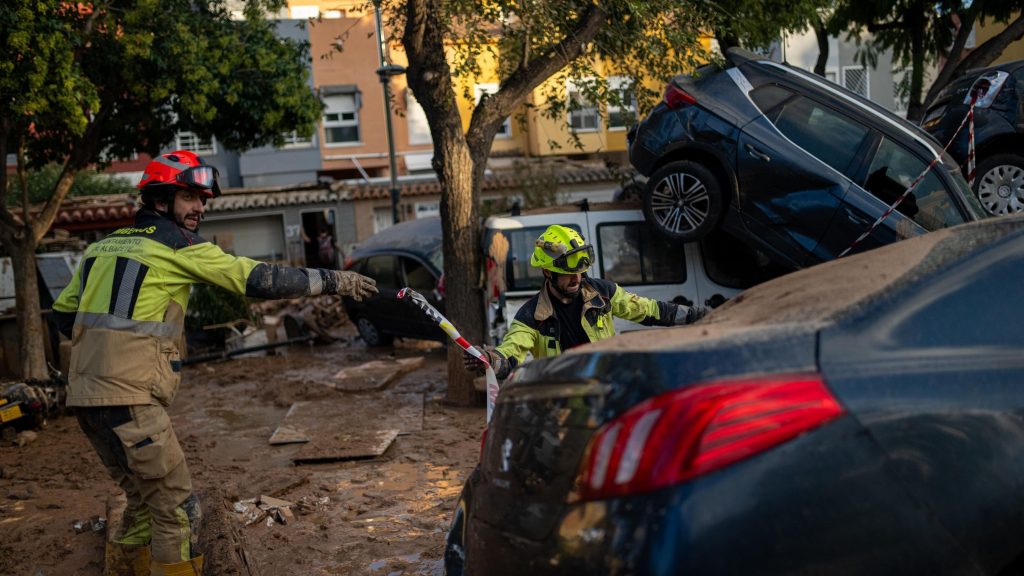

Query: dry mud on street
[{"left": 0, "top": 332, "right": 483, "bottom": 575}]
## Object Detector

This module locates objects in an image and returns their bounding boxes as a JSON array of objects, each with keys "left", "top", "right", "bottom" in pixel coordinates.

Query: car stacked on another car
[
  {"left": 629, "top": 47, "right": 986, "bottom": 270},
  {"left": 446, "top": 213, "right": 1024, "bottom": 576},
  {"left": 922, "top": 59, "right": 1024, "bottom": 215}
]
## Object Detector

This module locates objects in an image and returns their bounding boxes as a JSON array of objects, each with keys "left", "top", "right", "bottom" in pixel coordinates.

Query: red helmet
[{"left": 137, "top": 150, "right": 221, "bottom": 199}]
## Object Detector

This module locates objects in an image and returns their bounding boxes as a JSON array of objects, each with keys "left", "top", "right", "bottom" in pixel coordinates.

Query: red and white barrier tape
[{"left": 397, "top": 287, "right": 501, "bottom": 422}]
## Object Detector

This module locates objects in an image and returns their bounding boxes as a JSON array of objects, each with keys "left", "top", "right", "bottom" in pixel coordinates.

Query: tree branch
[
  {"left": 923, "top": 11, "right": 977, "bottom": 111},
  {"left": 466, "top": 4, "right": 605, "bottom": 151},
  {"left": 951, "top": 13, "right": 1024, "bottom": 78}
]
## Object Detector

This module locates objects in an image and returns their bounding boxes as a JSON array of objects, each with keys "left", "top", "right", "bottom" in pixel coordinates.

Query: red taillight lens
[
  {"left": 663, "top": 84, "right": 697, "bottom": 109},
  {"left": 575, "top": 374, "right": 844, "bottom": 502}
]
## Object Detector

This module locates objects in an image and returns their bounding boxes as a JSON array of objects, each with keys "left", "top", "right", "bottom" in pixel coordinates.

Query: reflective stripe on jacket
[
  {"left": 53, "top": 209, "right": 339, "bottom": 407},
  {"left": 493, "top": 277, "right": 677, "bottom": 378}
]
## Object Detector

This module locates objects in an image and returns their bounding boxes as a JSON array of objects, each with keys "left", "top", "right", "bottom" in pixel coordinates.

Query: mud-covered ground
[{"left": 0, "top": 330, "right": 482, "bottom": 575}]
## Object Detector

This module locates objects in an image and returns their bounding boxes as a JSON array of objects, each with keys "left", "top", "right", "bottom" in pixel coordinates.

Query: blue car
[
  {"left": 446, "top": 214, "right": 1024, "bottom": 575},
  {"left": 629, "top": 48, "right": 986, "bottom": 270}
]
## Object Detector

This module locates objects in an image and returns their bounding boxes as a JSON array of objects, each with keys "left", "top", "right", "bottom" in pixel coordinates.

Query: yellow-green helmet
[{"left": 530, "top": 225, "right": 595, "bottom": 274}]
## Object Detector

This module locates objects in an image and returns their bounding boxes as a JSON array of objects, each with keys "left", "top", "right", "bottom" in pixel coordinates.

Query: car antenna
[{"left": 575, "top": 198, "right": 590, "bottom": 212}]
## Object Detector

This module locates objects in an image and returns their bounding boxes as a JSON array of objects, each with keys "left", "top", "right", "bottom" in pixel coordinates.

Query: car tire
[
  {"left": 356, "top": 316, "right": 393, "bottom": 347},
  {"left": 643, "top": 160, "right": 724, "bottom": 244},
  {"left": 974, "top": 153, "right": 1024, "bottom": 215}
]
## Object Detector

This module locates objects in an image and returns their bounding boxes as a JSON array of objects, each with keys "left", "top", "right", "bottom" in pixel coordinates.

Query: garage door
[{"left": 202, "top": 216, "right": 286, "bottom": 262}]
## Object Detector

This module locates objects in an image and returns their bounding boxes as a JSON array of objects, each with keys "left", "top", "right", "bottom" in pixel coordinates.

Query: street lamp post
[{"left": 372, "top": 0, "right": 406, "bottom": 225}]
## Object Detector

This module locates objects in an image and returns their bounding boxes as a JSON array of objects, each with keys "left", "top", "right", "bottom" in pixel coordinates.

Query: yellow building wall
[{"left": 976, "top": 14, "right": 1024, "bottom": 65}]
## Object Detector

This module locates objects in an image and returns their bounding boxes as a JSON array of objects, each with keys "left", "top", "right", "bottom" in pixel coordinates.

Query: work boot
[
  {"left": 104, "top": 542, "right": 150, "bottom": 576},
  {"left": 150, "top": 555, "right": 203, "bottom": 576}
]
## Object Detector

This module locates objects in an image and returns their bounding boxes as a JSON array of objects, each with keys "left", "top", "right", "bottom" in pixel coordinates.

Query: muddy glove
[
  {"left": 463, "top": 347, "right": 501, "bottom": 375},
  {"left": 675, "top": 303, "right": 709, "bottom": 325},
  {"left": 334, "top": 270, "right": 378, "bottom": 301}
]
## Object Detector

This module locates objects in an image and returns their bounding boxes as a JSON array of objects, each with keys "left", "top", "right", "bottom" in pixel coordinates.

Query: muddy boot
[
  {"left": 150, "top": 555, "right": 203, "bottom": 576},
  {"left": 104, "top": 542, "right": 151, "bottom": 576}
]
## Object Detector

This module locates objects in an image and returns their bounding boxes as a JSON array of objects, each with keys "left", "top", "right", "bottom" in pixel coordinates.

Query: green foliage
[
  {"left": 184, "top": 284, "right": 253, "bottom": 334},
  {"left": 1, "top": 0, "right": 323, "bottom": 173},
  {"left": 7, "top": 165, "right": 135, "bottom": 205}
]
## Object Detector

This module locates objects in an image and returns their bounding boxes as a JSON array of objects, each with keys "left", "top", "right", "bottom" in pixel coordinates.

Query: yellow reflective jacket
[
  {"left": 53, "top": 209, "right": 340, "bottom": 407},
  {"left": 493, "top": 277, "right": 678, "bottom": 379}
]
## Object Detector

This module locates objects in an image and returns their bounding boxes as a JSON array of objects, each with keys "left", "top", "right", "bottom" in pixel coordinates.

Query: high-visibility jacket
[
  {"left": 492, "top": 277, "right": 678, "bottom": 378},
  {"left": 52, "top": 209, "right": 340, "bottom": 407}
]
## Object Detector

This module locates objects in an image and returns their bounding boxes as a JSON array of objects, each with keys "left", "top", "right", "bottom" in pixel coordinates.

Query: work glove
[
  {"left": 675, "top": 303, "right": 709, "bottom": 325},
  {"left": 464, "top": 347, "right": 501, "bottom": 375},
  {"left": 334, "top": 270, "right": 378, "bottom": 301}
]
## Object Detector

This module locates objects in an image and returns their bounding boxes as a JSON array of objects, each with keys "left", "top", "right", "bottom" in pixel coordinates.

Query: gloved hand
[
  {"left": 675, "top": 303, "right": 709, "bottom": 325},
  {"left": 334, "top": 270, "right": 378, "bottom": 301},
  {"left": 463, "top": 347, "right": 500, "bottom": 375}
]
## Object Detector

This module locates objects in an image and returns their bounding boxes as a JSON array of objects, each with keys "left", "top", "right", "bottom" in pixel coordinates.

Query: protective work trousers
[{"left": 76, "top": 404, "right": 201, "bottom": 564}]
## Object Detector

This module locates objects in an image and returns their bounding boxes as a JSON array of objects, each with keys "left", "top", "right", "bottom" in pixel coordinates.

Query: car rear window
[
  {"left": 750, "top": 84, "right": 794, "bottom": 116},
  {"left": 597, "top": 222, "right": 684, "bottom": 285},
  {"left": 772, "top": 96, "right": 869, "bottom": 176},
  {"left": 864, "top": 137, "right": 967, "bottom": 231},
  {"left": 362, "top": 255, "right": 400, "bottom": 289}
]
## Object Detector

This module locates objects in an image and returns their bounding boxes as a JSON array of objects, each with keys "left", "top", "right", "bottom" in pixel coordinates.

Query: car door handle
[
  {"left": 672, "top": 295, "right": 694, "bottom": 307},
  {"left": 745, "top": 143, "right": 771, "bottom": 162}
]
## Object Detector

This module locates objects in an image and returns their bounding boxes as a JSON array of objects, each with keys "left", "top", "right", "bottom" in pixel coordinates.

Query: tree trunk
[
  {"left": 921, "top": 12, "right": 976, "bottom": 112},
  {"left": 947, "top": 13, "right": 1024, "bottom": 86},
  {"left": 9, "top": 239, "right": 48, "bottom": 379},
  {"left": 906, "top": 3, "right": 927, "bottom": 123},
  {"left": 813, "top": 19, "right": 829, "bottom": 77}
]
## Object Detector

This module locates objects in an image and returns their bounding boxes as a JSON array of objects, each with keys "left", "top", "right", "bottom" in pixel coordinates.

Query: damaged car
[
  {"left": 628, "top": 48, "right": 986, "bottom": 269},
  {"left": 446, "top": 214, "right": 1024, "bottom": 575}
]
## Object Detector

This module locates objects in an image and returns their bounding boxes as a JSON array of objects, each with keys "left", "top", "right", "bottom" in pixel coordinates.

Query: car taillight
[
  {"left": 343, "top": 257, "right": 353, "bottom": 270},
  {"left": 663, "top": 83, "right": 697, "bottom": 109},
  {"left": 437, "top": 273, "right": 445, "bottom": 297},
  {"left": 574, "top": 374, "right": 844, "bottom": 502}
]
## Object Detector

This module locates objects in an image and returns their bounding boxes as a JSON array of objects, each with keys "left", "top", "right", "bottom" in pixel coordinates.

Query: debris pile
[
  {"left": 232, "top": 494, "right": 329, "bottom": 527},
  {"left": 250, "top": 294, "right": 350, "bottom": 343}
]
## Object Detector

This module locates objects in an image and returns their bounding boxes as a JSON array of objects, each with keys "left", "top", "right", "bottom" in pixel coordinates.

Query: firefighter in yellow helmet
[
  {"left": 52, "top": 150, "right": 378, "bottom": 575},
  {"left": 465, "top": 224, "right": 708, "bottom": 379}
]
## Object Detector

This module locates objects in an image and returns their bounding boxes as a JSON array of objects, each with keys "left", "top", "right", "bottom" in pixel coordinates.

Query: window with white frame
[
  {"left": 373, "top": 207, "right": 393, "bottom": 234},
  {"left": 607, "top": 76, "right": 638, "bottom": 130},
  {"left": 290, "top": 5, "right": 319, "bottom": 19},
  {"left": 567, "top": 80, "right": 600, "bottom": 132},
  {"left": 474, "top": 83, "right": 511, "bottom": 138},
  {"left": 323, "top": 94, "right": 360, "bottom": 146},
  {"left": 279, "top": 130, "right": 313, "bottom": 149},
  {"left": 406, "top": 90, "right": 432, "bottom": 146},
  {"left": 175, "top": 131, "right": 216, "bottom": 155},
  {"left": 842, "top": 66, "right": 869, "bottom": 98},
  {"left": 825, "top": 70, "right": 838, "bottom": 85}
]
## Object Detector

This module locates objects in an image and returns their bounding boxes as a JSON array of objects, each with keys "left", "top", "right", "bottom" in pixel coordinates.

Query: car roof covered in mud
[
  {"left": 577, "top": 214, "right": 1024, "bottom": 353},
  {"left": 350, "top": 216, "right": 442, "bottom": 268}
]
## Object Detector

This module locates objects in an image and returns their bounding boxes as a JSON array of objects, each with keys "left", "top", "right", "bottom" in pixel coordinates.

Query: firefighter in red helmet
[{"left": 53, "top": 150, "right": 378, "bottom": 575}]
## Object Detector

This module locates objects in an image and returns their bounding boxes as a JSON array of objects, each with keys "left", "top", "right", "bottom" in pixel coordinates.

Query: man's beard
[{"left": 552, "top": 280, "right": 580, "bottom": 299}]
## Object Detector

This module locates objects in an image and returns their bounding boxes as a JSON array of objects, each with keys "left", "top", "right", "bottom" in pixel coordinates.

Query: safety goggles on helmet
[
  {"left": 552, "top": 244, "right": 594, "bottom": 273},
  {"left": 176, "top": 165, "right": 219, "bottom": 195}
]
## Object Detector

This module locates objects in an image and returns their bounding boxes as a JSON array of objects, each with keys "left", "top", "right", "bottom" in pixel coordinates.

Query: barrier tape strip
[
  {"left": 967, "top": 104, "right": 976, "bottom": 189},
  {"left": 397, "top": 287, "right": 501, "bottom": 422},
  {"left": 839, "top": 94, "right": 978, "bottom": 258}
]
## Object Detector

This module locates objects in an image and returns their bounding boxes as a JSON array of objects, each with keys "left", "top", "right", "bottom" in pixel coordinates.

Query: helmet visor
[
  {"left": 553, "top": 244, "right": 594, "bottom": 273},
  {"left": 176, "top": 166, "right": 219, "bottom": 193}
]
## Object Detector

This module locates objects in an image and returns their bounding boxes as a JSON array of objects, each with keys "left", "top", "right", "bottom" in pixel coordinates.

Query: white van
[{"left": 482, "top": 201, "right": 788, "bottom": 344}]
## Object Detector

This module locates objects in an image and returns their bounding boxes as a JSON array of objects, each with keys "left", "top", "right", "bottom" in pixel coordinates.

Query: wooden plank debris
[
  {"left": 330, "top": 356, "right": 425, "bottom": 392},
  {"left": 293, "top": 428, "right": 399, "bottom": 464},
  {"left": 268, "top": 392, "right": 423, "bottom": 446}
]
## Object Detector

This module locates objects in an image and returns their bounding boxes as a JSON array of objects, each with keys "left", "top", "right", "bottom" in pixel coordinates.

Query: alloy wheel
[{"left": 649, "top": 171, "right": 710, "bottom": 234}]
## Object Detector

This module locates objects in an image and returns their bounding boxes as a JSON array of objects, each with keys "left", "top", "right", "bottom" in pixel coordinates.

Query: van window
[
  {"left": 488, "top": 224, "right": 583, "bottom": 292},
  {"left": 362, "top": 255, "right": 400, "bottom": 289},
  {"left": 700, "top": 229, "right": 789, "bottom": 289},
  {"left": 597, "top": 222, "right": 685, "bottom": 285}
]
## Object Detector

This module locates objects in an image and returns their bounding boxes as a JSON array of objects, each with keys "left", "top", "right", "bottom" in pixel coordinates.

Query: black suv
[
  {"left": 922, "top": 60, "right": 1024, "bottom": 215},
  {"left": 629, "top": 48, "right": 985, "bottom": 270}
]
